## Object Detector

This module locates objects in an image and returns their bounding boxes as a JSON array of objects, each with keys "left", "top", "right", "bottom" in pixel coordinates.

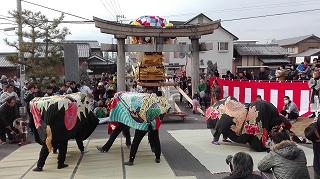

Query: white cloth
[
  {"left": 130, "top": 85, "right": 142, "bottom": 92},
  {"left": 0, "top": 91, "right": 19, "bottom": 104},
  {"left": 79, "top": 85, "right": 92, "bottom": 95},
  {"left": 310, "top": 95, "right": 320, "bottom": 112},
  {"left": 14, "top": 80, "right": 21, "bottom": 89},
  {"left": 98, "top": 117, "right": 109, "bottom": 124}
]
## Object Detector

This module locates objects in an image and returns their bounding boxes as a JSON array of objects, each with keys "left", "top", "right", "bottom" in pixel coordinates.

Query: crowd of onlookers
[{"left": 0, "top": 73, "right": 122, "bottom": 144}]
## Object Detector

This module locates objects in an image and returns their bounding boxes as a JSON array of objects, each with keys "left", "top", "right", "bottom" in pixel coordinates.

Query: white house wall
[{"left": 167, "top": 27, "right": 235, "bottom": 77}]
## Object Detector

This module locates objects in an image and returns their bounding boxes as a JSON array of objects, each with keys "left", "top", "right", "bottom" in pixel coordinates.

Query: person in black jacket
[
  {"left": 258, "top": 67, "right": 269, "bottom": 80},
  {"left": 0, "top": 97, "right": 21, "bottom": 144},
  {"left": 24, "top": 84, "right": 44, "bottom": 134},
  {"left": 179, "top": 74, "right": 187, "bottom": 102},
  {"left": 223, "top": 152, "right": 262, "bottom": 179}
]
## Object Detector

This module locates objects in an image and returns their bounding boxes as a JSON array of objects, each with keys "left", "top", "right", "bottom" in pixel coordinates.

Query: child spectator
[
  {"left": 94, "top": 100, "right": 108, "bottom": 124},
  {"left": 192, "top": 94, "right": 201, "bottom": 114}
]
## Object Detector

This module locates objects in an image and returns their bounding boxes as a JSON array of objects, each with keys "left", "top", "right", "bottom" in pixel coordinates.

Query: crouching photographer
[{"left": 223, "top": 152, "right": 262, "bottom": 179}]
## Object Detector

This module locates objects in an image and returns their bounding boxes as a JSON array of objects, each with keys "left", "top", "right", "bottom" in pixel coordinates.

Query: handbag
[{"left": 200, "top": 91, "right": 206, "bottom": 98}]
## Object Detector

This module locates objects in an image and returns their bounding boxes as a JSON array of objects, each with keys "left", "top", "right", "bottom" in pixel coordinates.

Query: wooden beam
[
  {"left": 101, "top": 43, "right": 213, "bottom": 52},
  {"left": 93, "top": 16, "right": 221, "bottom": 37},
  {"left": 175, "top": 86, "right": 204, "bottom": 114},
  {"left": 125, "top": 75, "right": 173, "bottom": 79},
  {"left": 135, "top": 82, "right": 178, "bottom": 87}
]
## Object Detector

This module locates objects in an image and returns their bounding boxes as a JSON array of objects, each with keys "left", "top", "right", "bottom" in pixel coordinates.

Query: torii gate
[{"left": 93, "top": 16, "right": 220, "bottom": 96}]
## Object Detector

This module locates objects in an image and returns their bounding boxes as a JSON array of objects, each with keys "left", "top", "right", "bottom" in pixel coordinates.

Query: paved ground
[{"left": 0, "top": 100, "right": 315, "bottom": 179}]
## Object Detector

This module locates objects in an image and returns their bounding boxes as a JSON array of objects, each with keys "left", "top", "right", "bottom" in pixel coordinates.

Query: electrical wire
[
  {"left": 161, "top": 0, "right": 320, "bottom": 18},
  {"left": 103, "top": 0, "right": 117, "bottom": 18},
  {"left": 0, "top": 17, "right": 15, "bottom": 23},
  {"left": 0, "top": 15, "right": 14, "bottom": 19},
  {"left": 110, "top": 0, "right": 121, "bottom": 15},
  {"left": 100, "top": 0, "right": 116, "bottom": 19},
  {"left": 58, "top": 21, "right": 94, "bottom": 24},
  {"left": 222, "top": 8, "right": 320, "bottom": 22},
  {"left": 21, "top": 0, "right": 91, "bottom": 21},
  {"left": 115, "top": 0, "right": 123, "bottom": 15}
]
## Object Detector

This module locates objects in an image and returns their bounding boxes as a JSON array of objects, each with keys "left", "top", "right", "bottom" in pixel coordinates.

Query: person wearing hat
[
  {"left": 44, "top": 86, "right": 54, "bottom": 97},
  {"left": 92, "top": 82, "right": 106, "bottom": 101},
  {"left": 0, "top": 75, "right": 8, "bottom": 90}
]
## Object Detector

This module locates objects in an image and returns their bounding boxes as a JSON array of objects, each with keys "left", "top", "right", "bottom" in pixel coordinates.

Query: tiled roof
[
  {"left": 259, "top": 58, "right": 291, "bottom": 64},
  {"left": 292, "top": 49, "right": 320, "bottom": 57},
  {"left": 234, "top": 44, "right": 288, "bottom": 56},
  {"left": 63, "top": 40, "right": 100, "bottom": 49},
  {"left": 271, "top": 34, "right": 320, "bottom": 46},
  {"left": 24, "top": 43, "right": 90, "bottom": 59},
  {"left": 168, "top": 21, "right": 185, "bottom": 26},
  {"left": 184, "top": 13, "right": 213, "bottom": 25},
  {"left": 87, "top": 54, "right": 115, "bottom": 65},
  {"left": 0, "top": 53, "right": 18, "bottom": 68},
  {"left": 171, "top": 13, "right": 238, "bottom": 40}
]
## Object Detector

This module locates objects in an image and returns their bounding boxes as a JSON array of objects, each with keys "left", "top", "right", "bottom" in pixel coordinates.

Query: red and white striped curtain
[{"left": 210, "top": 78, "right": 311, "bottom": 116}]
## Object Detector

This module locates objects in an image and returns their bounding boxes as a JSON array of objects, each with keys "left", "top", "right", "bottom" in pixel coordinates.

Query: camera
[{"left": 225, "top": 155, "right": 233, "bottom": 171}]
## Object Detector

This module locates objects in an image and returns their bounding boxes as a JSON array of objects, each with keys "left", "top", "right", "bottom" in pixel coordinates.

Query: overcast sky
[{"left": 0, "top": 0, "right": 320, "bottom": 52}]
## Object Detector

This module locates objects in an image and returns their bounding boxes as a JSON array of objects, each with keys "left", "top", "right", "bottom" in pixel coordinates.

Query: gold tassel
[{"left": 46, "top": 125, "right": 53, "bottom": 153}]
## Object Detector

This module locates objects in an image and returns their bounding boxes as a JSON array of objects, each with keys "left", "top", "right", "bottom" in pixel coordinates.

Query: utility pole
[
  {"left": 17, "top": 0, "right": 25, "bottom": 86},
  {"left": 116, "top": 15, "right": 125, "bottom": 23}
]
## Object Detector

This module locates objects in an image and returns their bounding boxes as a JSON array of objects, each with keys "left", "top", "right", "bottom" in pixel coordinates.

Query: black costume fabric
[
  {"left": 206, "top": 96, "right": 301, "bottom": 152},
  {"left": 30, "top": 93, "right": 99, "bottom": 150}
]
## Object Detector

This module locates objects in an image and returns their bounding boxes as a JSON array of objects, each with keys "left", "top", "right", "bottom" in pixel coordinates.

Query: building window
[
  {"left": 309, "top": 47, "right": 319, "bottom": 49},
  {"left": 287, "top": 47, "right": 295, "bottom": 53},
  {"left": 218, "top": 42, "right": 228, "bottom": 51}
]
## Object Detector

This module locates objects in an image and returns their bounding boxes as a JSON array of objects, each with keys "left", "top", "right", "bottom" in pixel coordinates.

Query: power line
[
  {"left": 115, "top": 0, "right": 123, "bottom": 15},
  {"left": 100, "top": 0, "right": 116, "bottom": 19},
  {"left": 0, "top": 15, "right": 14, "bottom": 19},
  {"left": 222, "top": 8, "right": 320, "bottom": 22},
  {"left": 21, "top": 0, "right": 91, "bottom": 21},
  {"left": 0, "top": 17, "right": 15, "bottom": 23},
  {"left": 44, "top": 20, "right": 92, "bottom": 24},
  {"left": 103, "top": 0, "right": 117, "bottom": 18},
  {"left": 161, "top": 0, "right": 320, "bottom": 18},
  {"left": 110, "top": 0, "right": 121, "bottom": 15}
]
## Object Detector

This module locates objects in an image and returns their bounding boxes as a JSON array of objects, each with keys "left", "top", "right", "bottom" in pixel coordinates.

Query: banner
[{"left": 210, "top": 78, "right": 311, "bottom": 116}]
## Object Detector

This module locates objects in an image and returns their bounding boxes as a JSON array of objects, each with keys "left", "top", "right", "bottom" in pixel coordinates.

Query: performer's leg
[
  {"left": 33, "top": 144, "right": 50, "bottom": 171},
  {"left": 101, "top": 123, "right": 124, "bottom": 151},
  {"left": 150, "top": 130, "right": 161, "bottom": 162},
  {"left": 211, "top": 129, "right": 221, "bottom": 145},
  {"left": 75, "top": 136, "right": 84, "bottom": 152},
  {"left": 128, "top": 129, "right": 146, "bottom": 163},
  {"left": 57, "top": 140, "right": 68, "bottom": 169},
  {"left": 122, "top": 126, "right": 131, "bottom": 147}
]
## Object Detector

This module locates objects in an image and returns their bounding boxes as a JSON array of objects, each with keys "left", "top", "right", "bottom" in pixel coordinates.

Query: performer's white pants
[{"left": 310, "top": 95, "right": 320, "bottom": 112}]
